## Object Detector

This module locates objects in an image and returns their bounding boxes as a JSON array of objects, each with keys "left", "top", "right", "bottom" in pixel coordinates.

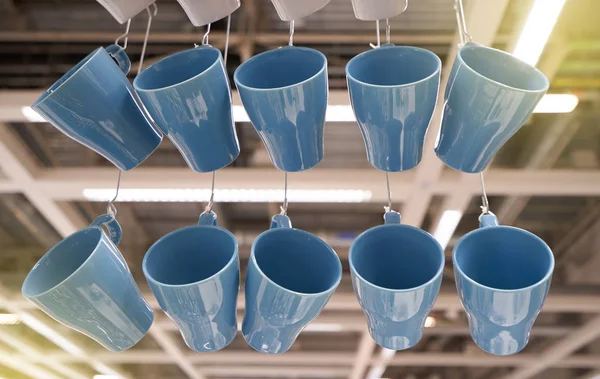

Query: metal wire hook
[
  {"left": 201, "top": 171, "right": 217, "bottom": 215},
  {"left": 280, "top": 172, "right": 289, "bottom": 215},
  {"left": 369, "top": 19, "right": 381, "bottom": 49},
  {"left": 480, "top": 172, "right": 490, "bottom": 215},
  {"left": 385, "top": 18, "right": 391, "bottom": 45},
  {"left": 454, "top": 0, "right": 473, "bottom": 46},
  {"left": 202, "top": 23, "right": 211, "bottom": 46},
  {"left": 115, "top": 19, "right": 131, "bottom": 50},
  {"left": 288, "top": 20, "right": 295, "bottom": 46},
  {"left": 384, "top": 172, "right": 393, "bottom": 213},
  {"left": 137, "top": 3, "right": 158, "bottom": 75},
  {"left": 107, "top": 170, "right": 122, "bottom": 217},
  {"left": 224, "top": 14, "right": 232, "bottom": 67}
]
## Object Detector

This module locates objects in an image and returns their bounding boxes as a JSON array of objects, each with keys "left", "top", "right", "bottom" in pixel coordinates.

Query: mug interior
[
  {"left": 350, "top": 225, "right": 443, "bottom": 290},
  {"left": 253, "top": 228, "right": 341, "bottom": 294},
  {"left": 33, "top": 48, "right": 102, "bottom": 108},
  {"left": 347, "top": 47, "right": 440, "bottom": 86},
  {"left": 144, "top": 226, "right": 237, "bottom": 286},
  {"left": 235, "top": 47, "right": 326, "bottom": 89},
  {"left": 22, "top": 228, "right": 102, "bottom": 298},
  {"left": 459, "top": 44, "right": 549, "bottom": 91},
  {"left": 454, "top": 227, "right": 553, "bottom": 290},
  {"left": 135, "top": 48, "right": 221, "bottom": 91}
]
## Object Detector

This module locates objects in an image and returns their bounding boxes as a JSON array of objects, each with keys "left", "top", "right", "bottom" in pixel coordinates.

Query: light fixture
[
  {"left": 83, "top": 188, "right": 372, "bottom": 203},
  {"left": 0, "top": 313, "right": 20, "bottom": 325},
  {"left": 93, "top": 376, "right": 121, "bottom": 379},
  {"left": 19, "top": 312, "right": 86, "bottom": 357},
  {"left": 512, "top": 0, "right": 567, "bottom": 66},
  {"left": 425, "top": 316, "right": 437, "bottom": 328},
  {"left": 366, "top": 348, "right": 396, "bottom": 379},
  {"left": 533, "top": 94, "right": 579, "bottom": 113},
  {"left": 433, "top": 210, "right": 462, "bottom": 250},
  {"left": 21, "top": 106, "right": 46, "bottom": 122},
  {"left": 91, "top": 362, "right": 122, "bottom": 377}
]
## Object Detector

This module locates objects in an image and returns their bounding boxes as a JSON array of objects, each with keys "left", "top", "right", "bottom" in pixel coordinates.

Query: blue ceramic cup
[
  {"left": 453, "top": 213, "right": 554, "bottom": 355},
  {"left": 32, "top": 44, "right": 163, "bottom": 171},
  {"left": 22, "top": 214, "right": 154, "bottom": 352},
  {"left": 242, "top": 214, "right": 342, "bottom": 354},
  {"left": 435, "top": 43, "right": 549, "bottom": 173},
  {"left": 346, "top": 45, "right": 441, "bottom": 172},
  {"left": 134, "top": 46, "right": 240, "bottom": 173},
  {"left": 349, "top": 211, "right": 444, "bottom": 350},
  {"left": 143, "top": 212, "right": 239, "bottom": 352},
  {"left": 234, "top": 47, "right": 328, "bottom": 172}
]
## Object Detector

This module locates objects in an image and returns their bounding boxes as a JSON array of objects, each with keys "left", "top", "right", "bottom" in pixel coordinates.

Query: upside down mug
[
  {"left": 350, "top": 211, "right": 444, "bottom": 350},
  {"left": 32, "top": 44, "right": 163, "bottom": 171},
  {"left": 22, "top": 214, "right": 154, "bottom": 352},
  {"left": 453, "top": 212, "right": 554, "bottom": 355},
  {"left": 242, "top": 214, "right": 342, "bottom": 354},
  {"left": 347, "top": 45, "right": 441, "bottom": 172},
  {"left": 435, "top": 43, "right": 549, "bottom": 173},
  {"left": 135, "top": 46, "right": 240, "bottom": 173},
  {"left": 143, "top": 211, "right": 239, "bottom": 352},
  {"left": 234, "top": 46, "right": 328, "bottom": 172}
]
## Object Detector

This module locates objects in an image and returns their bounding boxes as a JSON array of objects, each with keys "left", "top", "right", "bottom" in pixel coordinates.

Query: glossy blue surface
[
  {"left": 350, "top": 211, "right": 444, "bottom": 350},
  {"left": 134, "top": 46, "right": 240, "bottom": 173},
  {"left": 453, "top": 213, "right": 554, "bottom": 355},
  {"left": 243, "top": 215, "right": 342, "bottom": 353},
  {"left": 22, "top": 215, "right": 153, "bottom": 352},
  {"left": 32, "top": 44, "right": 163, "bottom": 171},
  {"left": 436, "top": 43, "right": 549, "bottom": 173},
  {"left": 143, "top": 212, "right": 239, "bottom": 352},
  {"left": 234, "top": 47, "right": 328, "bottom": 172},
  {"left": 347, "top": 46, "right": 441, "bottom": 172}
]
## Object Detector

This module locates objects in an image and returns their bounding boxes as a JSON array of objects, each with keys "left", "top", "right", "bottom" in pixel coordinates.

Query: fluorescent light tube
[
  {"left": 433, "top": 210, "right": 462, "bottom": 249},
  {"left": 425, "top": 316, "right": 437, "bottom": 328},
  {"left": 19, "top": 312, "right": 86, "bottom": 357},
  {"left": 21, "top": 106, "right": 46, "bottom": 122},
  {"left": 83, "top": 188, "right": 372, "bottom": 203},
  {"left": 0, "top": 313, "right": 20, "bottom": 325},
  {"left": 513, "top": 0, "right": 567, "bottom": 66},
  {"left": 533, "top": 94, "right": 579, "bottom": 113}
]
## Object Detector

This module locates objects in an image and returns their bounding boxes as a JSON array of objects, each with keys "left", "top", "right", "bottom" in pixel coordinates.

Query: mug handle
[
  {"left": 270, "top": 214, "right": 292, "bottom": 229},
  {"left": 91, "top": 214, "right": 122, "bottom": 245},
  {"left": 199, "top": 211, "right": 218, "bottom": 226},
  {"left": 105, "top": 44, "right": 132, "bottom": 75},
  {"left": 384, "top": 210, "right": 401, "bottom": 225},
  {"left": 479, "top": 212, "right": 499, "bottom": 228}
]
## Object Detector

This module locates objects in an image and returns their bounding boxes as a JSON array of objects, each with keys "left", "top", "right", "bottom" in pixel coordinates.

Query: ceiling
[{"left": 1, "top": 0, "right": 600, "bottom": 379}]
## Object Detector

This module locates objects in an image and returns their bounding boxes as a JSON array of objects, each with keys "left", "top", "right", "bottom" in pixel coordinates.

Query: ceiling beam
[
  {"left": 148, "top": 325, "right": 204, "bottom": 379},
  {"left": 0, "top": 349, "right": 64, "bottom": 379}
]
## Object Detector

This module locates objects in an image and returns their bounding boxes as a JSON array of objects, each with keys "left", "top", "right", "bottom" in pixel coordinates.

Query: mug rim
[
  {"left": 142, "top": 224, "right": 239, "bottom": 288},
  {"left": 452, "top": 224, "right": 555, "bottom": 293},
  {"left": 250, "top": 227, "right": 342, "bottom": 297},
  {"left": 234, "top": 46, "right": 327, "bottom": 92},
  {"left": 456, "top": 42, "right": 550, "bottom": 94},
  {"left": 133, "top": 46, "right": 222, "bottom": 93},
  {"left": 348, "top": 224, "right": 445, "bottom": 293},
  {"left": 22, "top": 226, "right": 104, "bottom": 299},
  {"left": 33, "top": 47, "right": 104, "bottom": 109},
  {"left": 346, "top": 45, "right": 442, "bottom": 89}
]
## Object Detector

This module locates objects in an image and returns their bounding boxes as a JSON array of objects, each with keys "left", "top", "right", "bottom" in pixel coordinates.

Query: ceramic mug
[
  {"left": 350, "top": 211, "right": 444, "bottom": 350},
  {"left": 96, "top": 0, "right": 155, "bottom": 24},
  {"left": 177, "top": 0, "right": 240, "bottom": 26},
  {"left": 234, "top": 47, "right": 328, "bottom": 172},
  {"left": 22, "top": 214, "right": 154, "bottom": 352},
  {"left": 453, "top": 213, "right": 554, "bottom": 355},
  {"left": 32, "top": 44, "right": 163, "bottom": 171},
  {"left": 347, "top": 45, "right": 441, "bottom": 172},
  {"left": 134, "top": 46, "right": 240, "bottom": 173},
  {"left": 242, "top": 214, "right": 342, "bottom": 354},
  {"left": 143, "top": 212, "right": 239, "bottom": 352},
  {"left": 350, "top": 0, "right": 408, "bottom": 21},
  {"left": 270, "top": 0, "right": 330, "bottom": 21},
  {"left": 435, "top": 43, "right": 549, "bottom": 173}
]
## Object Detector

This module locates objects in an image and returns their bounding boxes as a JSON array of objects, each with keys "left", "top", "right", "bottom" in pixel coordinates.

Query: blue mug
[
  {"left": 349, "top": 211, "right": 444, "bottom": 350},
  {"left": 435, "top": 43, "right": 549, "bottom": 173},
  {"left": 234, "top": 46, "right": 328, "bottom": 172},
  {"left": 21, "top": 214, "right": 154, "bottom": 352},
  {"left": 346, "top": 45, "right": 441, "bottom": 172},
  {"left": 32, "top": 44, "right": 163, "bottom": 171},
  {"left": 453, "top": 213, "right": 554, "bottom": 355},
  {"left": 242, "top": 214, "right": 342, "bottom": 354},
  {"left": 143, "top": 211, "right": 239, "bottom": 352},
  {"left": 134, "top": 46, "right": 240, "bottom": 173}
]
